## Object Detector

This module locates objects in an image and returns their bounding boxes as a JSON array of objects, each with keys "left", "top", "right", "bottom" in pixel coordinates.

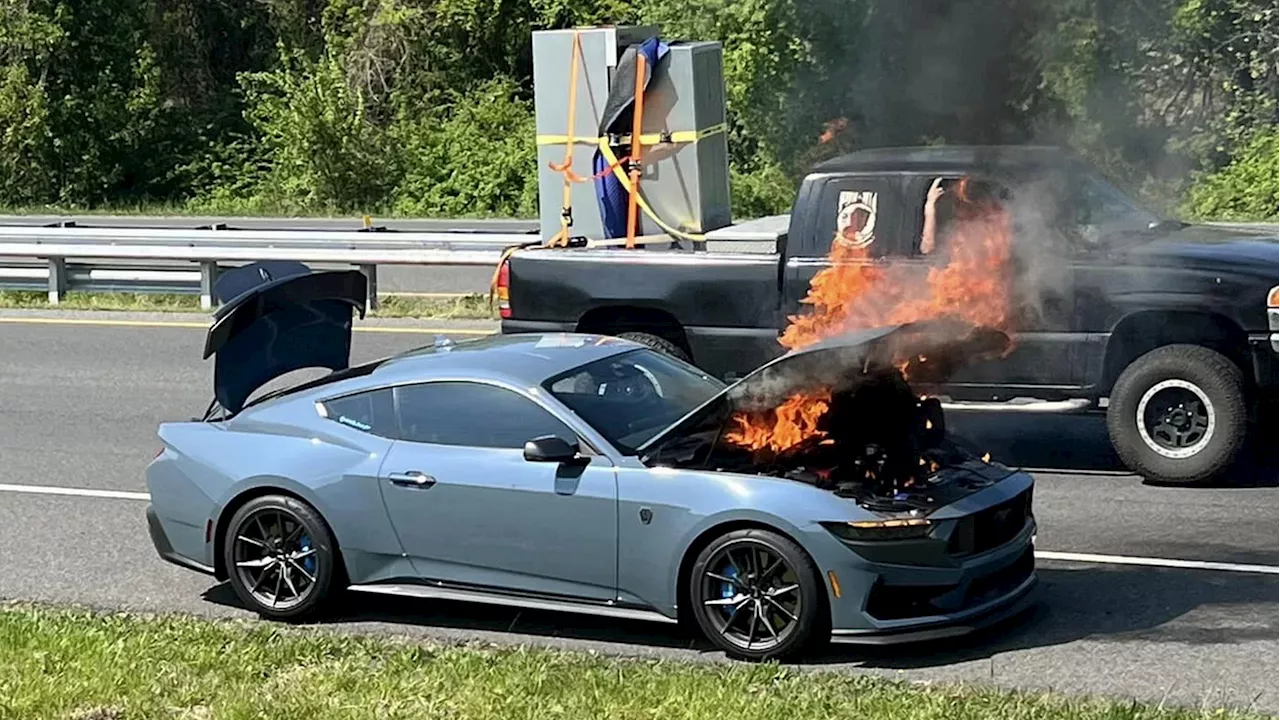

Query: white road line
[
  {"left": 0, "top": 483, "right": 150, "bottom": 502},
  {"left": 1035, "top": 550, "right": 1278, "bottom": 575},
  {"left": 0, "top": 483, "right": 1276, "bottom": 576}
]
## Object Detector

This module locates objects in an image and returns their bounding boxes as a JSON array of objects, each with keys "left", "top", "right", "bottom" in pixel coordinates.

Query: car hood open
[
  {"left": 635, "top": 318, "right": 1010, "bottom": 460},
  {"left": 203, "top": 262, "right": 367, "bottom": 415}
]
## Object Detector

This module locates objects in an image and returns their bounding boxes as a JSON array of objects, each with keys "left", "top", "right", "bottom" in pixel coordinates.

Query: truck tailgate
[{"left": 507, "top": 249, "right": 782, "bottom": 329}]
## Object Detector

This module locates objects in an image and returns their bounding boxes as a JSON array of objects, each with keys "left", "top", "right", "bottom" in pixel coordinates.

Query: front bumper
[
  {"left": 821, "top": 475, "right": 1039, "bottom": 645},
  {"left": 829, "top": 546, "right": 1039, "bottom": 645},
  {"left": 146, "top": 504, "right": 216, "bottom": 576}
]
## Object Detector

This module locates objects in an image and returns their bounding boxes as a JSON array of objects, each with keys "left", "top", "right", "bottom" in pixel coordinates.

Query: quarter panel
[{"left": 152, "top": 415, "right": 406, "bottom": 578}]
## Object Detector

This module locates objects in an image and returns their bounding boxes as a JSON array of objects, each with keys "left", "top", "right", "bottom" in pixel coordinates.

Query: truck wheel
[
  {"left": 1106, "top": 344, "right": 1247, "bottom": 485},
  {"left": 616, "top": 331, "right": 692, "bottom": 363}
]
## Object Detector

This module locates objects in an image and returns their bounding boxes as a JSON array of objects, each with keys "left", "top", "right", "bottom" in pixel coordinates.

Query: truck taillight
[{"left": 496, "top": 260, "right": 511, "bottom": 319}]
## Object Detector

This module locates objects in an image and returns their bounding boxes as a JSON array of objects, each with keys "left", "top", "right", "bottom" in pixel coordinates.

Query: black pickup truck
[{"left": 497, "top": 145, "right": 1278, "bottom": 485}]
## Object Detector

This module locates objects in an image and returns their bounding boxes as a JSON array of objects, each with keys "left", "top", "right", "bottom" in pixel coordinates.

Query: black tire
[
  {"left": 616, "top": 331, "right": 692, "bottom": 363},
  {"left": 1106, "top": 344, "right": 1247, "bottom": 485},
  {"left": 222, "top": 494, "right": 341, "bottom": 621},
  {"left": 687, "top": 528, "right": 828, "bottom": 661}
]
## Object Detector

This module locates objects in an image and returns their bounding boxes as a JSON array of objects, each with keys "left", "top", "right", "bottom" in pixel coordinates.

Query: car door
[
  {"left": 894, "top": 172, "right": 1082, "bottom": 393},
  {"left": 376, "top": 380, "right": 619, "bottom": 601}
]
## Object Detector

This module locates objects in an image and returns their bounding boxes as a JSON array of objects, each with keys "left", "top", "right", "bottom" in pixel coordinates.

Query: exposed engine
[{"left": 698, "top": 324, "right": 1015, "bottom": 512}]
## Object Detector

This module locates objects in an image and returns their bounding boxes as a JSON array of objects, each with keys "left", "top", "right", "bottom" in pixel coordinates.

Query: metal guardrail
[
  {"left": 0, "top": 216, "right": 1272, "bottom": 310},
  {"left": 0, "top": 224, "right": 531, "bottom": 310}
]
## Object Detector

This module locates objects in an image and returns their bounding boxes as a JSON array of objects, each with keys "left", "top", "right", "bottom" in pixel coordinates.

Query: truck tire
[
  {"left": 1106, "top": 344, "right": 1247, "bottom": 485},
  {"left": 616, "top": 331, "right": 693, "bottom": 364}
]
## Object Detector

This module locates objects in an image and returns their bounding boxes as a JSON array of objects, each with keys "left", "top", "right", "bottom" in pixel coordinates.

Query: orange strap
[
  {"left": 544, "top": 32, "right": 582, "bottom": 248},
  {"left": 625, "top": 53, "right": 646, "bottom": 249},
  {"left": 490, "top": 37, "right": 655, "bottom": 304}
]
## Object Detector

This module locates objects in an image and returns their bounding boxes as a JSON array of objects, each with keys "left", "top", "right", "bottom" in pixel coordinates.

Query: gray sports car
[{"left": 146, "top": 264, "right": 1038, "bottom": 660}]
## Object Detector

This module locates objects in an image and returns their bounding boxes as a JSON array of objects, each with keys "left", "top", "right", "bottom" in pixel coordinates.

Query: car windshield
[{"left": 544, "top": 348, "right": 726, "bottom": 454}]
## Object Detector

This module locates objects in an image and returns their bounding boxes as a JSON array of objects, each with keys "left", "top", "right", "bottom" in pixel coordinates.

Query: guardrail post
[
  {"left": 358, "top": 263, "right": 378, "bottom": 312},
  {"left": 47, "top": 258, "right": 67, "bottom": 304},
  {"left": 199, "top": 261, "right": 219, "bottom": 310}
]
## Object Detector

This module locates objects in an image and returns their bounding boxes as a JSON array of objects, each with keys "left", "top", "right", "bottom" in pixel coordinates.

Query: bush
[
  {"left": 1181, "top": 129, "right": 1279, "bottom": 221},
  {"left": 390, "top": 78, "right": 539, "bottom": 218}
]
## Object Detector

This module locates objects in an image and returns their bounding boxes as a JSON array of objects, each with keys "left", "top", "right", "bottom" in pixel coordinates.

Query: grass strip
[
  {"left": 0, "top": 290, "right": 497, "bottom": 320},
  {"left": 0, "top": 603, "right": 1262, "bottom": 720}
]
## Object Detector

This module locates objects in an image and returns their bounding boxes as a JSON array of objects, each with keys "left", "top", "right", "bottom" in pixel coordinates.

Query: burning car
[{"left": 146, "top": 265, "right": 1037, "bottom": 661}]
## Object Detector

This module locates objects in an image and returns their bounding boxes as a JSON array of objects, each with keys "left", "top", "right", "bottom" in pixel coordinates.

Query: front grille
[
  {"left": 949, "top": 488, "right": 1031, "bottom": 556},
  {"left": 964, "top": 546, "right": 1035, "bottom": 606},
  {"left": 865, "top": 546, "right": 1035, "bottom": 621}
]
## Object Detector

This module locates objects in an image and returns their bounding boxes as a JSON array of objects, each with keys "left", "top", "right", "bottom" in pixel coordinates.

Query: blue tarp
[{"left": 594, "top": 35, "right": 669, "bottom": 239}]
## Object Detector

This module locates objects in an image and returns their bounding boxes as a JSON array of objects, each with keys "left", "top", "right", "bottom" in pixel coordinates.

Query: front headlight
[
  {"left": 822, "top": 517, "right": 933, "bottom": 542},
  {"left": 1268, "top": 286, "right": 1278, "bottom": 352}
]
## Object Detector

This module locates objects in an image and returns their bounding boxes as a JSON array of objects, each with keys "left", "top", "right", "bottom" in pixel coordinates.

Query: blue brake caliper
[
  {"left": 718, "top": 563, "right": 738, "bottom": 619},
  {"left": 298, "top": 533, "right": 316, "bottom": 575}
]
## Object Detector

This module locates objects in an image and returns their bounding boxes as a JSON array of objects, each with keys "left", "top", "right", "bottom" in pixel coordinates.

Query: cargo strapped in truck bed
[{"left": 533, "top": 28, "right": 727, "bottom": 249}]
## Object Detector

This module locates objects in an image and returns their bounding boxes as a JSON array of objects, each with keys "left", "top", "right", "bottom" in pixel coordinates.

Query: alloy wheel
[
  {"left": 696, "top": 540, "right": 804, "bottom": 653},
  {"left": 231, "top": 508, "right": 321, "bottom": 611},
  {"left": 1136, "top": 379, "right": 1215, "bottom": 459}
]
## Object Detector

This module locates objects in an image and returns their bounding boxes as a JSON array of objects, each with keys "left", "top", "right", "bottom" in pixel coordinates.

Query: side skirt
[{"left": 346, "top": 580, "right": 679, "bottom": 625}]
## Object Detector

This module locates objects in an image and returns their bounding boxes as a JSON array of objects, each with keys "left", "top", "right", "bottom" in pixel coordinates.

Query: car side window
[
  {"left": 808, "top": 176, "right": 899, "bottom": 258},
  {"left": 393, "top": 382, "right": 577, "bottom": 450},
  {"left": 320, "top": 388, "right": 396, "bottom": 437}
]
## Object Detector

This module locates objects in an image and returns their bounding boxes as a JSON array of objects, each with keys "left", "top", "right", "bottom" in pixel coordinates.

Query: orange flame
[
  {"left": 725, "top": 177, "right": 1014, "bottom": 453},
  {"left": 819, "top": 118, "right": 849, "bottom": 144},
  {"left": 723, "top": 389, "right": 832, "bottom": 455},
  {"left": 781, "top": 192, "right": 1013, "bottom": 351}
]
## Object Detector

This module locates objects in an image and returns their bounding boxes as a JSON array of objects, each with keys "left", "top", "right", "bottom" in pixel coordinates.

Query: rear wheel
[
  {"left": 687, "top": 528, "right": 827, "bottom": 661},
  {"left": 1106, "top": 344, "right": 1247, "bottom": 485},
  {"left": 616, "top": 331, "right": 692, "bottom": 363},
  {"left": 223, "top": 494, "right": 340, "bottom": 621}
]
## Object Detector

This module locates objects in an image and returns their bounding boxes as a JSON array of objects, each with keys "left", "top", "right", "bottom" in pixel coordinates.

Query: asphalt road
[{"left": 0, "top": 310, "right": 1275, "bottom": 714}]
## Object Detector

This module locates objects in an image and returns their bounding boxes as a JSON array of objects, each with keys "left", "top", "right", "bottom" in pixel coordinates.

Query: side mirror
[{"left": 523, "top": 435, "right": 585, "bottom": 464}]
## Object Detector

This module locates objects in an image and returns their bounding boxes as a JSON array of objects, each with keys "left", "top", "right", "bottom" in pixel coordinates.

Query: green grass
[
  {"left": 0, "top": 290, "right": 498, "bottom": 320},
  {"left": 0, "top": 604, "right": 1263, "bottom": 720}
]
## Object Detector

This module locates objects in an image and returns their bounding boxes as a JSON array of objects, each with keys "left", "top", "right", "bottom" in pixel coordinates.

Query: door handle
[{"left": 388, "top": 471, "right": 435, "bottom": 487}]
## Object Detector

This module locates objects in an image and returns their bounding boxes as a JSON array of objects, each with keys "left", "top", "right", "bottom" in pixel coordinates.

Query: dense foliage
[{"left": 0, "top": 0, "right": 1275, "bottom": 221}]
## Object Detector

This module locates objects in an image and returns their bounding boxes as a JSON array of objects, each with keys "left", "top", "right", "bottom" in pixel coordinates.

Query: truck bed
[{"left": 502, "top": 215, "right": 792, "bottom": 378}]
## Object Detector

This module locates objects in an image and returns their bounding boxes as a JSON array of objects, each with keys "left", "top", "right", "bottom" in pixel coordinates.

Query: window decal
[
  {"left": 338, "top": 415, "right": 372, "bottom": 431},
  {"left": 836, "top": 190, "right": 877, "bottom": 248}
]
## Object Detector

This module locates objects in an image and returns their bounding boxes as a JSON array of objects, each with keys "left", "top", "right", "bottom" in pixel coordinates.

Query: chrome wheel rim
[
  {"left": 232, "top": 508, "right": 319, "bottom": 611},
  {"left": 698, "top": 541, "right": 802, "bottom": 652},
  {"left": 1136, "top": 379, "right": 1215, "bottom": 459}
]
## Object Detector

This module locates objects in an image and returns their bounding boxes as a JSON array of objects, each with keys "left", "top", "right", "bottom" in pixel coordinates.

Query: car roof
[
  {"left": 366, "top": 332, "right": 642, "bottom": 388},
  {"left": 810, "top": 144, "right": 1076, "bottom": 175}
]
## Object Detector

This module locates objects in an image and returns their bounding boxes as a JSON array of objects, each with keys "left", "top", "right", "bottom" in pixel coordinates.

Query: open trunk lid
[{"left": 203, "top": 261, "right": 367, "bottom": 416}]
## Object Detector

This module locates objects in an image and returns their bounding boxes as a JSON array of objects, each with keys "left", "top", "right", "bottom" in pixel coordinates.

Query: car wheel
[
  {"left": 223, "top": 494, "right": 340, "bottom": 621},
  {"left": 616, "top": 331, "right": 693, "bottom": 364},
  {"left": 688, "top": 528, "right": 827, "bottom": 661},
  {"left": 1106, "top": 344, "right": 1247, "bottom": 485}
]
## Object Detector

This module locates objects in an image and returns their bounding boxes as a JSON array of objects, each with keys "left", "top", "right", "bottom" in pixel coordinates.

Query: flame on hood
[{"left": 636, "top": 319, "right": 1010, "bottom": 463}]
